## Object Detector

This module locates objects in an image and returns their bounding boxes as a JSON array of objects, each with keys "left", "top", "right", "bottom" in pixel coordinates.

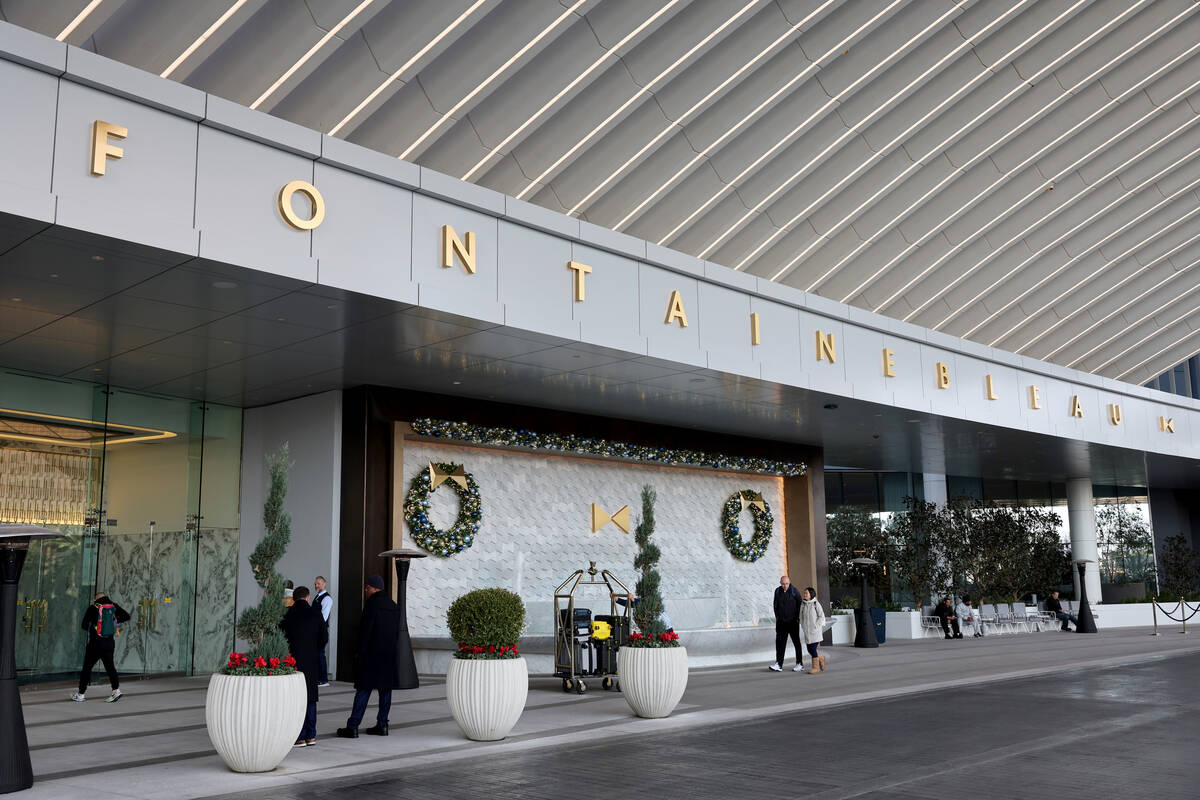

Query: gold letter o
[{"left": 277, "top": 180, "right": 325, "bottom": 230}]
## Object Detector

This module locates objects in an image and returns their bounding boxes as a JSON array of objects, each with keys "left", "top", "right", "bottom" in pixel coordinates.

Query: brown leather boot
[
  {"left": 818, "top": 654, "right": 827, "bottom": 671},
  {"left": 809, "top": 658, "right": 821, "bottom": 674}
]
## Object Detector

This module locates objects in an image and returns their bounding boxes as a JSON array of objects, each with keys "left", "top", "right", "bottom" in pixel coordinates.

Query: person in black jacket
[
  {"left": 337, "top": 575, "right": 400, "bottom": 738},
  {"left": 282, "top": 585, "right": 328, "bottom": 747},
  {"left": 771, "top": 575, "right": 804, "bottom": 672},
  {"left": 70, "top": 592, "right": 131, "bottom": 702},
  {"left": 934, "top": 597, "right": 961, "bottom": 639}
]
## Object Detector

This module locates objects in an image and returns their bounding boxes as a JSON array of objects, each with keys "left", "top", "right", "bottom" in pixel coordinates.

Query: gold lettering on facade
[
  {"left": 277, "top": 180, "right": 325, "bottom": 231},
  {"left": 882, "top": 348, "right": 896, "bottom": 377},
  {"left": 1070, "top": 395, "right": 1084, "bottom": 418},
  {"left": 441, "top": 225, "right": 477, "bottom": 274},
  {"left": 985, "top": 374, "right": 998, "bottom": 400},
  {"left": 815, "top": 330, "right": 836, "bottom": 363},
  {"left": 936, "top": 362, "right": 950, "bottom": 389},
  {"left": 750, "top": 313, "right": 761, "bottom": 345},
  {"left": 1160, "top": 416, "right": 1175, "bottom": 433},
  {"left": 90, "top": 120, "right": 127, "bottom": 176},
  {"left": 1107, "top": 403, "right": 1122, "bottom": 425},
  {"left": 1029, "top": 385, "right": 1042, "bottom": 409},
  {"left": 664, "top": 290, "right": 688, "bottom": 327},
  {"left": 566, "top": 260, "right": 591, "bottom": 301}
]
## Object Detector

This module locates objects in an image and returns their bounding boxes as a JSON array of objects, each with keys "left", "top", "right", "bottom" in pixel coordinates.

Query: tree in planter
[
  {"left": 887, "top": 498, "right": 951, "bottom": 608},
  {"left": 1096, "top": 504, "right": 1155, "bottom": 584},
  {"left": 627, "top": 486, "right": 679, "bottom": 647},
  {"left": 225, "top": 445, "right": 295, "bottom": 674},
  {"left": 1157, "top": 533, "right": 1200, "bottom": 600},
  {"left": 826, "top": 506, "right": 893, "bottom": 601}
]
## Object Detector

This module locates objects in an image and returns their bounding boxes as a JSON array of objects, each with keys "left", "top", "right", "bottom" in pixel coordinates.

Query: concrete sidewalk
[{"left": 16, "top": 628, "right": 1200, "bottom": 799}]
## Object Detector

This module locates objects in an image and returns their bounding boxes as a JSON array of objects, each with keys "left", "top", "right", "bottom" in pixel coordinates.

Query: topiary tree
[
  {"left": 629, "top": 484, "right": 679, "bottom": 648},
  {"left": 1157, "top": 533, "right": 1200, "bottom": 600},
  {"left": 447, "top": 588, "right": 525, "bottom": 659},
  {"left": 232, "top": 444, "right": 293, "bottom": 668}
]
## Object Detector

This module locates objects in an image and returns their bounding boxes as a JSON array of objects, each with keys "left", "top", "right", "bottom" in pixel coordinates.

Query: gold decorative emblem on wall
[
  {"left": 739, "top": 491, "right": 766, "bottom": 512},
  {"left": 590, "top": 503, "right": 630, "bottom": 534},
  {"left": 428, "top": 462, "right": 468, "bottom": 489}
]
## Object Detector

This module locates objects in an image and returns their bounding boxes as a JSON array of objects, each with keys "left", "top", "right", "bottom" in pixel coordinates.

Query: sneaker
[
  {"left": 293, "top": 739, "right": 307, "bottom": 747},
  {"left": 769, "top": 663, "right": 782, "bottom": 672},
  {"left": 69, "top": 693, "right": 86, "bottom": 702},
  {"left": 317, "top": 682, "right": 330, "bottom": 688},
  {"left": 792, "top": 664, "right": 805, "bottom": 672},
  {"left": 105, "top": 689, "right": 122, "bottom": 703},
  {"left": 305, "top": 738, "right": 316, "bottom": 746}
]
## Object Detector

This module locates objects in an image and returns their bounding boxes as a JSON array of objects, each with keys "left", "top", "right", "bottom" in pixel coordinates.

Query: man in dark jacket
[
  {"left": 282, "top": 585, "right": 328, "bottom": 746},
  {"left": 771, "top": 575, "right": 803, "bottom": 672},
  {"left": 71, "top": 592, "right": 131, "bottom": 702},
  {"left": 934, "top": 597, "right": 961, "bottom": 639},
  {"left": 337, "top": 574, "right": 400, "bottom": 738}
]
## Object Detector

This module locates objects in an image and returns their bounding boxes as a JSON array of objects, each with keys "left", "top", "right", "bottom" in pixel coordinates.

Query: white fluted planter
[
  {"left": 618, "top": 646, "right": 688, "bottom": 719},
  {"left": 445, "top": 657, "right": 528, "bottom": 741},
  {"left": 205, "top": 673, "right": 307, "bottom": 773}
]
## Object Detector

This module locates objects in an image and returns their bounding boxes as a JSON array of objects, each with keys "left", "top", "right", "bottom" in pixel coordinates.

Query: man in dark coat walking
[
  {"left": 282, "top": 586, "right": 328, "bottom": 746},
  {"left": 70, "top": 592, "right": 131, "bottom": 702},
  {"left": 337, "top": 574, "right": 400, "bottom": 738},
  {"left": 771, "top": 575, "right": 803, "bottom": 672}
]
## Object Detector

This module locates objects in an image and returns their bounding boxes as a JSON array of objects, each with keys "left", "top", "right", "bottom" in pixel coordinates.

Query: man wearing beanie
[{"left": 337, "top": 574, "right": 400, "bottom": 738}]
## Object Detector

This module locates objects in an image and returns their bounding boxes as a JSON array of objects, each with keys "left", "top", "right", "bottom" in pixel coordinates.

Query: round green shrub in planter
[{"left": 445, "top": 588, "right": 528, "bottom": 741}]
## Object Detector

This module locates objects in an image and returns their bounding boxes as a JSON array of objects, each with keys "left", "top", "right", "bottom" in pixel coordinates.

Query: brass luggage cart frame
[{"left": 552, "top": 564, "right": 631, "bottom": 694}]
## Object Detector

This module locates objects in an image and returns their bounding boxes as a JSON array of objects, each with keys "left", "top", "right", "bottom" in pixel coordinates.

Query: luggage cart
[{"left": 553, "top": 563, "right": 632, "bottom": 694}]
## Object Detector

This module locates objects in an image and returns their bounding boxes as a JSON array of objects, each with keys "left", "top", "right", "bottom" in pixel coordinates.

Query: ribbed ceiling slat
[{"left": 19, "top": 0, "right": 1200, "bottom": 387}]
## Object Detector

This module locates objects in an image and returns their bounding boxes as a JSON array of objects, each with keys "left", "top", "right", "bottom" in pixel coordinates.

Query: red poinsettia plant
[
  {"left": 625, "top": 630, "right": 681, "bottom": 649},
  {"left": 220, "top": 651, "right": 299, "bottom": 676}
]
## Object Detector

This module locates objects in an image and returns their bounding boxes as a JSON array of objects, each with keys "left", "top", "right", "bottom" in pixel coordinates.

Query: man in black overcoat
[
  {"left": 337, "top": 574, "right": 400, "bottom": 738},
  {"left": 282, "top": 585, "right": 328, "bottom": 746}
]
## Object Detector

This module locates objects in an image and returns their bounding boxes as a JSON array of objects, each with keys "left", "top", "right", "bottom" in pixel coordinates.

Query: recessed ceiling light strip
[
  {"left": 1088, "top": 276, "right": 1200, "bottom": 373},
  {"left": 761, "top": 0, "right": 1149, "bottom": 285},
  {"left": 866, "top": 21, "right": 1199, "bottom": 317},
  {"left": 160, "top": 0, "right": 251, "bottom": 79},
  {"left": 511, "top": 0, "right": 766, "bottom": 201},
  {"left": 562, "top": 0, "right": 839, "bottom": 217},
  {"left": 1113, "top": 317, "right": 1200, "bottom": 381},
  {"left": 56, "top": 0, "right": 105, "bottom": 42},
  {"left": 398, "top": 0, "right": 589, "bottom": 162},
  {"left": 327, "top": 0, "right": 490, "bottom": 137},
  {"left": 460, "top": 0, "right": 685, "bottom": 182},
  {"left": 1036, "top": 223, "right": 1200, "bottom": 361},
  {"left": 250, "top": 0, "right": 377, "bottom": 110}
]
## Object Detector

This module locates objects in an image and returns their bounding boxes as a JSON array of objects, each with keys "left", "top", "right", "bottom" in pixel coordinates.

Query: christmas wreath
[
  {"left": 403, "top": 462, "right": 482, "bottom": 556},
  {"left": 721, "top": 490, "right": 773, "bottom": 562}
]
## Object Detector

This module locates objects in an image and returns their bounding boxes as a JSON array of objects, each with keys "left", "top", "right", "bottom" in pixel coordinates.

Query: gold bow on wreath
[
  {"left": 590, "top": 503, "right": 630, "bottom": 533},
  {"left": 740, "top": 491, "right": 766, "bottom": 512},
  {"left": 429, "top": 462, "right": 468, "bottom": 489}
]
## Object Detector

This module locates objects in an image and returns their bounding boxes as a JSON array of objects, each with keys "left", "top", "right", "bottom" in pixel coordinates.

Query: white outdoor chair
[
  {"left": 1012, "top": 602, "right": 1037, "bottom": 632},
  {"left": 920, "top": 605, "right": 943, "bottom": 638},
  {"left": 979, "top": 603, "right": 1000, "bottom": 635},
  {"left": 994, "top": 603, "right": 1020, "bottom": 634}
]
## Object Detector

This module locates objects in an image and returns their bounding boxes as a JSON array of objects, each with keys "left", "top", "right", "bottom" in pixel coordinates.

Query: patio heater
[
  {"left": 852, "top": 556, "right": 880, "bottom": 648},
  {"left": 380, "top": 548, "right": 427, "bottom": 689},
  {"left": 1, "top": 525, "right": 64, "bottom": 794},
  {"left": 1074, "top": 560, "right": 1098, "bottom": 634}
]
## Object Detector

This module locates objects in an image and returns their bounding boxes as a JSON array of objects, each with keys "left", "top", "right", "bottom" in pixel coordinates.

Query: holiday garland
[
  {"left": 721, "top": 490, "right": 773, "bottom": 563},
  {"left": 403, "top": 462, "right": 482, "bottom": 556},
  {"left": 410, "top": 418, "right": 805, "bottom": 476}
]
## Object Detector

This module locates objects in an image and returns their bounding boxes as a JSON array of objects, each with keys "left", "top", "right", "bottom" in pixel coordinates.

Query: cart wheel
[
  {"left": 602, "top": 676, "right": 614, "bottom": 691},
  {"left": 576, "top": 679, "right": 587, "bottom": 694},
  {"left": 562, "top": 677, "right": 574, "bottom": 693}
]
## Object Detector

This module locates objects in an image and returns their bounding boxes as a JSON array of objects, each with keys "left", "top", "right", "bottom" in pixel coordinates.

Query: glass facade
[{"left": 1, "top": 370, "right": 242, "bottom": 683}]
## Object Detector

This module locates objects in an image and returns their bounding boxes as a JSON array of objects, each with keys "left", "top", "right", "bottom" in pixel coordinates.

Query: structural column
[
  {"left": 922, "top": 473, "right": 948, "bottom": 507},
  {"left": 1066, "top": 478, "right": 1102, "bottom": 606}
]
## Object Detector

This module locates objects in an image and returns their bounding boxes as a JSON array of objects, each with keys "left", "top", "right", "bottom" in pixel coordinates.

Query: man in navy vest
[{"left": 313, "top": 575, "right": 333, "bottom": 686}]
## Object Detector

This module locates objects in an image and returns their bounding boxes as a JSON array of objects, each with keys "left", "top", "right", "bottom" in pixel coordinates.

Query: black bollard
[
  {"left": 1075, "top": 561, "right": 1098, "bottom": 634},
  {"left": 380, "top": 549, "right": 427, "bottom": 689},
  {"left": 1, "top": 526, "right": 63, "bottom": 795}
]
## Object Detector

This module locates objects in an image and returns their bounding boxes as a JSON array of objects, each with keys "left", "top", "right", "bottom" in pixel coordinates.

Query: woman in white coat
[{"left": 799, "top": 587, "right": 827, "bottom": 674}]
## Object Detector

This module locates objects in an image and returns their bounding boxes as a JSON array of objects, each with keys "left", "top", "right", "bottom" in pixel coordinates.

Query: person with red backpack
[{"left": 70, "top": 592, "right": 131, "bottom": 703}]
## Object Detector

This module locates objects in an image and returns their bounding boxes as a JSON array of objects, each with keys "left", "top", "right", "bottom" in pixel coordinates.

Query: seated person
[
  {"left": 933, "top": 596, "right": 961, "bottom": 639},
  {"left": 1044, "top": 590, "right": 1078, "bottom": 631},
  {"left": 955, "top": 596, "right": 982, "bottom": 638}
]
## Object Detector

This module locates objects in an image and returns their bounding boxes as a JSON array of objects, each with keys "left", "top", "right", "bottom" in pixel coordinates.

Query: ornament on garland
[
  {"left": 721, "top": 489, "right": 773, "bottom": 563},
  {"left": 403, "top": 461, "right": 482, "bottom": 557}
]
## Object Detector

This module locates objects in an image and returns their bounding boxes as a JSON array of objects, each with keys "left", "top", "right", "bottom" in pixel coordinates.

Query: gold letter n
[{"left": 441, "top": 225, "right": 476, "bottom": 274}]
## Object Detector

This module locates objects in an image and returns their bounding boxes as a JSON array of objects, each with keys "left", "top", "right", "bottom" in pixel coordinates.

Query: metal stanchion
[
  {"left": 1182, "top": 598, "right": 1188, "bottom": 635},
  {"left": 1151, "top": 601, "right": 1159, "bottom": 636}
]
